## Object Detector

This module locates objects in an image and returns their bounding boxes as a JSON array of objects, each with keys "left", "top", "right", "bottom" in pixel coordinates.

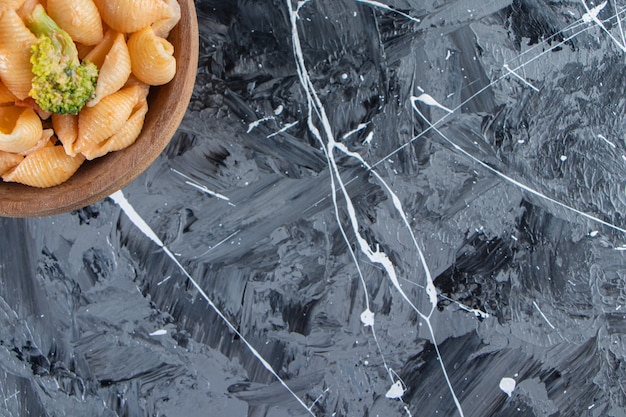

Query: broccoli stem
[{"left": 24, "top": 5, "right": 78, "bottom": 64}]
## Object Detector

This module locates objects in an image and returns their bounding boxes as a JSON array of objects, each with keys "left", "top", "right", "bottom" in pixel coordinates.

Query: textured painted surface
[{"left": 1, "top": 1, "right": 626, "bottom": 416}]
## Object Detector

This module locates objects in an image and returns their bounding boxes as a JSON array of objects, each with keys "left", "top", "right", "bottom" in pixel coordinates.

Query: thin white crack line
[
  {"left": 503, "top": 64, "right": 540, "bottom": 92},
  {"left": 289, "top": 1, "right": 464, "bottom": 415},
  {"left": 614, "top": 1, "right": 626, "bottom": 47},
  {"left": 194, "top": 229, "right": 241, "bottom": 259},
  {"left": 109, "top": 190, "right": 316, "bottom": 416},
  {"left": 533, "top": 301, "right": 556, "bottom": 329}
]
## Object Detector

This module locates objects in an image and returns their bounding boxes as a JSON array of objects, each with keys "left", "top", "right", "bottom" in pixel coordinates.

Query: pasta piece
[
  {"left": 82, "top": 99, "right": 148, "bottom": 160},
  {"left": 51, "top": 113, "right": 78, "bottom": 155},
  {"left": 0, "top": 8, "right": 37, "bottom": 99},
  {"left": 0, "top": 80, "right": 17, "bottom": 104},
  {"left": 87, "top": 31, "right": 131, "bottom": 106},
  {"left": 0, "top": 151, "right": 23, "bottom": 176},
  {"left": 151, "top": 0, "right": 180, "bottom": 38},
  {"left": 74, "top": 84, "right": 142, "bottom": 154},
  {"left": 0, "top": 106, "right": 43, "bottom": 153},
  {"left": 0, "top": 0, "right": 26, "bottom": 12},
  {"left": 93, "top": 0, "right": 174, "bottom": 33},
  {"left": 128, "top": 26, "right": 176, "bottom": 86},
  {"left": 19, "top": 128, "right": 54, "bottom": 155},
  {"left": 2, "top": 142, "right": 85, "bottom": 187},
  {"left": 47, "top": 0, "right": 103, "bottom": 45},
  {"left": 83, "top": 29, "right": 117, "bottom": 68}
]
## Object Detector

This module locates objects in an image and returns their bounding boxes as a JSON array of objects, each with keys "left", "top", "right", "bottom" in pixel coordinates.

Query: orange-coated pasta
[
  {"left": 87, "top": 31, "right": 132, "bottom": 106},
  {"left": 47, "top": 0, "right": 103, "bottom": 46},
  {"left": 0, "top": 151, "right": 23, "bottom": 176},
  {"left": 2, "top": 141, "right": 85, "bottom": 187},
  {"left": 128, "top": 26, "right": 176, "bottom": 86},
  {"left": 83, "top": 99, "right": 148, "bottom": 160},
  {"left": 151, "top": 0, "right": 180, "bottom": 38},
  {"left": 0, "top": 106, "right": 43, "bottom": 153},
  {"left": 0, "top": 0, "right": 181, "bottom": 188},
  {"left": 74, "top": 84, "right": 142, "bottom": 154},
  {"left": 0, "top": 8, "right": 37, "bottom": 99},
  {"left": 51, "top": 113, "right": 78, "bottom": 156},
  {"left": 93, "top": 0, "right": 174, "bottom": 33},
  {"left": 0, "top": 80, "right": 17, "bottom": 104}
]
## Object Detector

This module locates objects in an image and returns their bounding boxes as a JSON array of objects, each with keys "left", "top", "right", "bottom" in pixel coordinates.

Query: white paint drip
[
  {"left": 499, "top": 377, "right": 516, "bottom": 397},
  {"left": 414, "top": 93, "right": 454, "bottom": 114},
  {"left": 110, "top": 191, "right": 164, "bottom": 246},
  {"left": 109, "top": 190, "right": 315, "bottom": 416},
  {"left": 288, "top": 3, "right": 464, "bottom": 415},
  {"left": 342, "top": 123, "right": 368, "bottom": 140},
  {"left": 356, "top": 0, "right": 421, "bottom": 24},
  {"left": 247, "top": 116, "right": 275, "bottom": 133},
  {"left": 267, "top": 120, "right": 299, "bottom": 138}
]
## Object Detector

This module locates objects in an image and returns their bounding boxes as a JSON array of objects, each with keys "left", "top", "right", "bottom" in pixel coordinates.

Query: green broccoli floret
[{"left": 23, "top": 4, "right": 98, "bottom": 115}]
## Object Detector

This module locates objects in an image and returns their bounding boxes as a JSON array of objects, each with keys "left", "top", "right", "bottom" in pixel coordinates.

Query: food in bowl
[{"left": 0, "top": 0, "right": 181, "bottom": 187}]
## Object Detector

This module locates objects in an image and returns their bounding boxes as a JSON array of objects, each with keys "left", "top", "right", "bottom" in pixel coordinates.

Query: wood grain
[{"left": 0, "top": 0, "right": 199, "bottom": 217}]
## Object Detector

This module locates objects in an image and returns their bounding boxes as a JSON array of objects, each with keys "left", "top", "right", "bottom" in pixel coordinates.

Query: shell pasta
[{"left": 0, "top": 0, "right": 181, "bottom": 188}]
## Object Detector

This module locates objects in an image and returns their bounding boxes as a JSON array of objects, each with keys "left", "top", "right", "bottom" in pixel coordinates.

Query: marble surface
[{"left": 1, "top": 0, "right": 626, "bottom": 416}]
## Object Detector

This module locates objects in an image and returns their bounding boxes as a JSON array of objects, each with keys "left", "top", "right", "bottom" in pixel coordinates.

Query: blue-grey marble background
[{"left": 1, "top": 1, "right": 626, "bottom": 416}]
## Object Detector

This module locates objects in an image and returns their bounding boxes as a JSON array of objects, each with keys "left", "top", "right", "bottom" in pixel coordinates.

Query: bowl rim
[{"left": 0, "top": 0, "right": 199, "bottom": 218}]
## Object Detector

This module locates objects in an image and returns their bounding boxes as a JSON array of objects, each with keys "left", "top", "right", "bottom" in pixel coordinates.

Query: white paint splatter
[
  {"left": 385, "top": 380, "right": 406, "bottom": 399},
  {"left": 580, "top": 1, "right": 626, "bottom": 52},
  {"left": 342, "top": 123, "right": 368, "bottom": 140},
  {"left": 247, "top": 116, "right": 275, "bottom": 133},
  {"left": 287, "top": 3, "right": 465, "bottom": 415},
  {"left": 413, "top": 93, "right": 453, "bottom": 114},
  {"left": 360, "top": 309, "right": 375, "bottom": 327},
  {"left": 582, "top": 1, "right": 607, "bottom": 23},
  {"left": 499, "top": 377, "right": 516, "bottom": 397}
]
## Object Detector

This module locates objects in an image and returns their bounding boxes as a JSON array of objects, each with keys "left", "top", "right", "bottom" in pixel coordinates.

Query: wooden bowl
[{"left": 0, "top": 0, "right": 198, "bottom": 218}]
